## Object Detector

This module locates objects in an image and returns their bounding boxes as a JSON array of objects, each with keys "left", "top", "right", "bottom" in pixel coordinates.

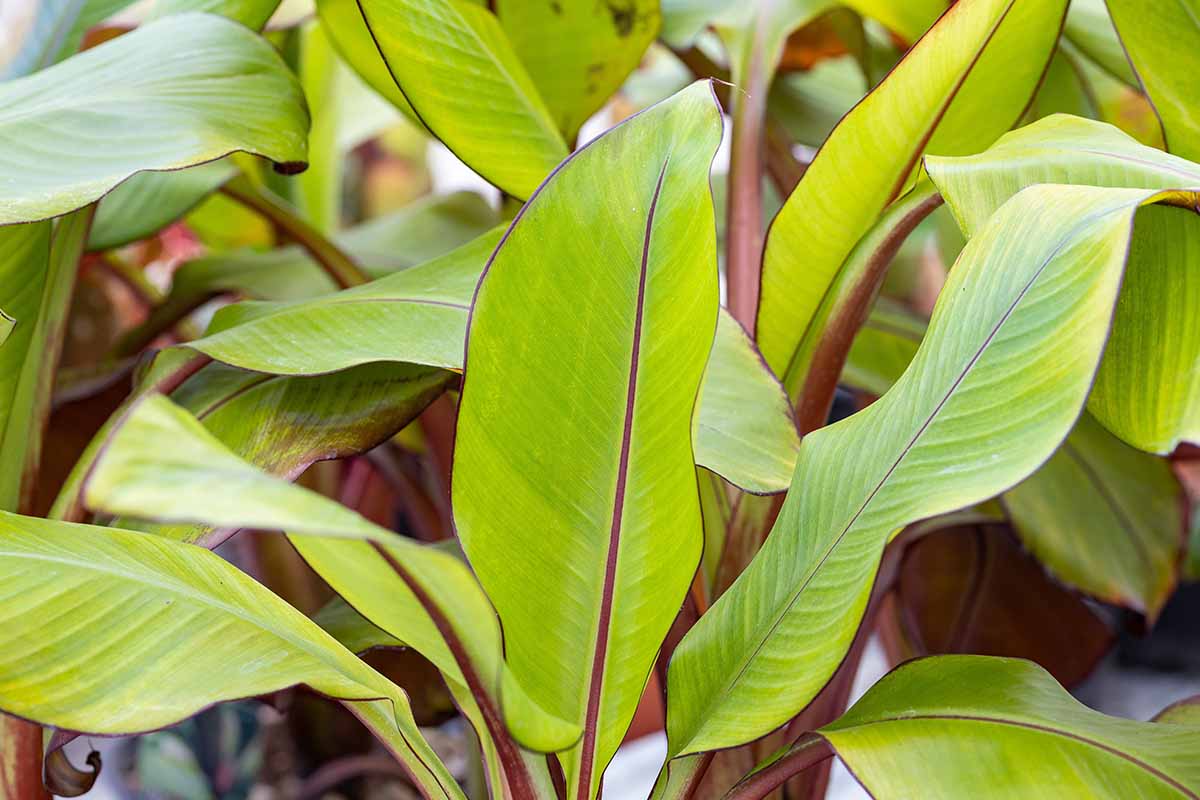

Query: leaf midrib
[
  {"left": 683, "top": 201, "right": 1130, "bottom": 752},
  {"left": 0, "top": 541, "right": 373, "bottom": 682},
  {"left": 576, "top": 157, "right": 670, "bottom": 798}
]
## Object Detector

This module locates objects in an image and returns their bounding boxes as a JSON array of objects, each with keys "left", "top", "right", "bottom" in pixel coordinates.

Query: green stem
[{"left": 221, "top": 177, "right": 369, "bottom": 289}]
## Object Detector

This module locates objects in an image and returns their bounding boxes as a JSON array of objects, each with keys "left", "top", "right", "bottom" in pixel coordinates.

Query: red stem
[
  {"left": 369, "top": 544, "right": 538, "bottom": 798},
  {"left": 723, "top": 734, "right": 834, "bottom": 800},
  {"left": 725, "top": 56, "right": 768, "bottom": 330}
]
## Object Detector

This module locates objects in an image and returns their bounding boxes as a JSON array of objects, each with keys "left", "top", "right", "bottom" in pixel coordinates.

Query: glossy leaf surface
[
  {"left": 188, "top": 235, "right": 797, "bottom": 494},
  {"left": 1107, "top": 0, "right": 1200, "bottom": 162},
  {"left": 0, "top": 511, "right": 462, "bottom": 799},
  {"left": 453, "top": 82, "right": 721, "bottom": 798},
  {"left": 0, "top": 13, "right": 308, "bottom": 226},
  {"left": 821, "top": 656, "right": 1200, "bottom": 798},
  {"left": 355, "top": 0, "right": 568, "bottom": 199},
  {"left": 667, "top": 185, "right": 1174, "bottom": 755},
  {"left": 926, "top": 115, "right": 1200, "bottom": 453},
  {"left": 84, "top": 395, "right": 579, "bottom": 758},
  {"left": 757, "top": 0, "right": 1066, "bottom": 392}
]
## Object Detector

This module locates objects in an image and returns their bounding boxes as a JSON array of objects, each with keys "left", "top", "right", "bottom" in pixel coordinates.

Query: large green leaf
[
  {"left": 1004, "top": 413, "right": 1184, "bottom": 619},
  {"left": 665, "top": 185, "right": 1189, "bottom": 756},
  {"left": 453, "top": 81, "right": 721, "bottom": 799},
  {"left": 844, "top": 297, "right": 1185, "bottom": 619},
  {"left": 186, "top": 233, "right": 799, "bottom": 494},
  {"left": 820, "top": 656, "right": 1200, "bottom": 798},
  {"left": 926, "top": 115, "right": 1200, "bottom": 453},
  {"left": 84, "top": 396, "right": 579, "bottom": 772},
  {"left": 0, "top": 510, "right": 463, "bottom": 800},
  {"left": 0, "top": 222, "right": 51, "bottom": 504},
  {"left": 496, "top": 0, "right": 659, "bottom": 141},
  {"left": 196, "top": 228, "right": 503, "bottom": 371},
  {"left": 0, "top": 13, "right": 308, "bottom": 226},
  {"left": 353, "top": 0, "right": 568, "bottom": 199},
  {"left": 757, "top": 0, "right": 1066, "bottom": 393},
  {"left": 1107, "top": 0, "right": 1200, "bottom": 162}
]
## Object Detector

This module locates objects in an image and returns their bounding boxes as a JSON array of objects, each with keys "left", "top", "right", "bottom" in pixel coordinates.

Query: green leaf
[
  {"left": 0, "top": 209, "right": 93, "bottom": 509},
  {"left": 926, "top": 115, "right": 1200, "bottom": 453},
  {"left": 1090, "top": 204, "right": 1200, "bottom": 453},
  {"left": 0, "top": 311, "right": 13, "bottom": 348},
  {"left": 846, "top": 296, "right": 1184, "bottom": 619},
  {"left": 187, "top": 231, "right": 797, "bottom": 494},
  {"left": 0, "top": 510, "right": 463, "bottom": 800},
  {"left": 124, "top": 361, "right": 453, "bottom": 544},
  {"left": 143, "top": 0, "right": 283, "bottom": 28},
  {"left": 1155, "top": 696, "right": 1200, "bottom": 726},
  {"left": 1107, "top": 0, "right": 1200, "bottom": 162},
  {"left": 842, "top": 0, "right": 947, "bottom": 41},
  {"left": 316, "top": 0, "right": 421, "bottom": 123},
  {"left": 354, "top": 0, "right": 569, "bottom": 199},
  {"left": 154, "top": 191, "right": 497, "bottom": 335},
  {"left": 1004, "top": 413, "right": 1184, "bottom": 619},
  {"left": 697, "top": 315, "right": 799, "bottom": 494},
  {"left": 665, "top": 185, "right": 1188, "bottom": 756},
  {"left": 1063, "top": 0, "right": 1138, "bottom": 86},
  {"left": 316, "top": 596, "right": 405, "bottom": 652},
  {"left": 820, "top": 656, "right": 1200, "bottom": 798},
  {"left": 925, "top": 115, "right": 1200, "bottom": 235},
  {"left": 757, "top": 0, "right": 1067, "bottom": 393},
  {"left": 195, "top": 228, "right": 504, "bottom": 371},
  {"left": 293, "top": 21, "right": 342, "bottom": 235},
  {"left": 0, "top": 13, "right": 308, "bottom": 226},
  {"left": 84, "top": 395, "right": 581, "bottom": 761},
  {"left": 89, "top": 162, "right": 238, "bottom": 252},
  {"left": 453, "top": 81, "right": 722, "bottom": 799},
  {"left": 496, "top": 0, "right": 659, "bottom": 140}
]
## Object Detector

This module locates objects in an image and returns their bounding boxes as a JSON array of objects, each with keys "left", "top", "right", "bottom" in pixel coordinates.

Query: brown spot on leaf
[{"left": 605, "top": 0, "right": 635, "bottom": 36}]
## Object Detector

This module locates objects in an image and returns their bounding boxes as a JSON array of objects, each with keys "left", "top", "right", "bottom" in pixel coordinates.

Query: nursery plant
[{"left": 0, "top": 0, "right": 1199, "bottom": 798}]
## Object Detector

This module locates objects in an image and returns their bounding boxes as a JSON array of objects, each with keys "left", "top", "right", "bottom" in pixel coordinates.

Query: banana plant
[{"left": 0, "top": 1, "right": 1198, "bottom": 799}]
